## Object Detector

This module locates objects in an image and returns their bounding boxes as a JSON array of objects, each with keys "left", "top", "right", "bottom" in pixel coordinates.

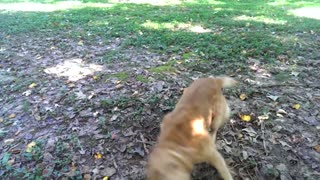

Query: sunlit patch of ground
[{"left": 44, "top": 58, "right": 104, "bottom": 81}]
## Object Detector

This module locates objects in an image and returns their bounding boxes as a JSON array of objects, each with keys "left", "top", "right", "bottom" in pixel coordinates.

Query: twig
[
  {"left": 8, "top": 142, "right": 21, "bottom": 152},
  {"left": 140, "top": 133, "right": 150, "bottom": 154},
  {"left": 260, "top": 120, "right": 268, "bottom": 156},
  {"left": 111, "top": 154, "right": 118, "bottom": 169},
  {"left": 136, "top": 140, "right": 155, "bottom": 145}
]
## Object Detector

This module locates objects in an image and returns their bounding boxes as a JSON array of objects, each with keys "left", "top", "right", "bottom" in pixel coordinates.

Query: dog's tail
[{"left": 215, "top": 76, "right": 237, "bottom": 88}]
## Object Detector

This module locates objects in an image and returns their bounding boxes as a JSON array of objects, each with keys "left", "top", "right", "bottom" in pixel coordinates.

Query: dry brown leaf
[
  {"left": 9, "top": 114, "right": 16, "bottom": 119},
  {"left": 78, "top": 40, "right": 84, "bottom": 45},
  {"left": 239, "top": 93, "right": 247, "bottom": 101},
  {"left": 28, "top": 83, "right": 37, "bottom": 88},
  {"left": 26, "top": 141, "right": 36, "bottom": 153},
  {"left": 314, "top": 145, "right": 320, "bottom": 152},
  {"left": 94, "top": 153, "right": 103, "bottom": 159},
  {"left": 292, "top": 104, "right": 301, "bottom": 110},
  {"left": 239, "top": 114, "right": 251, "bottom": 122}
]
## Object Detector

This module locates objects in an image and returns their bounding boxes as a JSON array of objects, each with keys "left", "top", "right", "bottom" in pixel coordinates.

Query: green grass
[
  {"left": 149, "top": 65, "right": 176, "bottom": 73},
  {"left": 108, "top": 72, "right": 130, "bottom": 81},
  {"left": 136, "top": 75, "right": 149, "bottom": 83},
  {"left": 1, "top": 0, "right": 319, "bottom": 66}
]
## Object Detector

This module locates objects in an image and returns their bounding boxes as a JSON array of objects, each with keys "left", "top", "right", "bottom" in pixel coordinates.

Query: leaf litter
[{"left": 0, "top": 32, "right": 319, "bottom": 180}]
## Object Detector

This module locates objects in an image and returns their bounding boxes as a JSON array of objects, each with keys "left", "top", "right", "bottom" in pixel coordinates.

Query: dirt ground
[{"left": 1, "top": 33, "right": 320, "bottom": 180}]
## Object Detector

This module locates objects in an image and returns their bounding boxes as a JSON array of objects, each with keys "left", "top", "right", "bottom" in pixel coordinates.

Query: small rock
[{"left": 100, "top": 167, "right": 116, "bottom": 177}]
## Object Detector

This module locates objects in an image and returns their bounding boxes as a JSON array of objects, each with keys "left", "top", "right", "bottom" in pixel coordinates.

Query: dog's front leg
[{"left": 207, "top": 145, "right": 233, "bottom": 180}]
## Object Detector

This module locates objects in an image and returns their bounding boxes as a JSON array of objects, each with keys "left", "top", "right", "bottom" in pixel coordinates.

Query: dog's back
[{"left": 147, "top": 77, "right": 236, "bottom": 180}]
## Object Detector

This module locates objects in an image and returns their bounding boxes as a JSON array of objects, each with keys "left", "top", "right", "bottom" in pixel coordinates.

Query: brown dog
[{"left": 147, "top": 76, "right": 236, "bottom": 180}]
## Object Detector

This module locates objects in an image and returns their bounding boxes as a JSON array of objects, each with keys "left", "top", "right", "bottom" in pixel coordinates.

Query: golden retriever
[{"left": 147, "top": 76, "right": 237, "bottom": 180}]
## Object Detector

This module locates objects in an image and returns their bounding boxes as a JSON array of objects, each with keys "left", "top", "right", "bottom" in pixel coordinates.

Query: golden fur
[{"left": 147, "top": 76, "right": 236, "bottom": 180}]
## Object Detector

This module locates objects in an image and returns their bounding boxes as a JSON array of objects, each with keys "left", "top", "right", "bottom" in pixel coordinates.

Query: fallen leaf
[
  {"left": 237, "top": 133, "right": 243, "bottom": 139},
  {"left": 84, "top": 174, "right": 91, "bottom": 180},
  {"left": 314, "top": 145, "right": 320, "bottom": 152},
  {"left": 279, "top": 140, "right": 292, "bottom": 148},
  {"left": 79, "top": 149, "right": 86, "bottom": 155},
  {"left": 4, "top": 139, "right": 14, "bottom": 145},
  {"left": 239, "top": 93, "right": 247, "bottom": 101},
  {"left": 100, "top": 167, "right": 116, "bottom": 177},
  {"left": 22, "top": 90, "right": 32, "bottom": 96},
  {"left": 94, "top": 153, "right": 103, "bottom": 159},
  {"left": 26, "top": 141, "right": 36, "bottom": 153},
  {"left": 34, "top": 113, "right": 41, "bottom": 121},
  {"left": 292, "top": 104, "right": 300, "bottom": 110},
  {"left": 242, "top": 151, "right": 248, "bottom": 160},
  {"left": 239, "top": 114, "right": 251, "bottom": 122},
  {"left": 75, "top": 91, "right": 86, "bottom": 99},
  {"left": 103, "top": 177, "right": 109, "bottom": 180},
  {"left": 7, "top": 158, "right": 15, "bottom": 166},
  {"left": 68, "top": 83, "right": 76, "bottom": 88},
  {"left": 242, "top": 127, "right": 257, "bottom": 137},
  {"left": 0, "top": 117, "right": 4, "bottom": 123},
  {"left": 267, "top": 95, "right": 279, "bottom": 101},
  {"left": 258, "top": 114, "right": 269, "bottom": 121},
  {"left": 93, "top": 75, "right": 99, "bottom": 80},
  {"left": 110, "top": 114, "right": 118, "bottom": 121},
  {"left": 8, "top": 114, "right": 16, "bottom": 118},
  {"left": 277, "top": 109, "right": 287, "bottom": 115},
  {"left": 78, "top": 40, "right": 84, "bottom": 45},
  {"left": 28, "top": 83, "right": 37, "bottom": 88},
  {"left": 290, "top": 71, "right": 299, "bottom": 77}
]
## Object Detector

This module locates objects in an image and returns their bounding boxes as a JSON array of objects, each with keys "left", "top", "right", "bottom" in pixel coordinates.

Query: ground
[{"left": 0, "top": 0, "right": 320, "bottom": 179}]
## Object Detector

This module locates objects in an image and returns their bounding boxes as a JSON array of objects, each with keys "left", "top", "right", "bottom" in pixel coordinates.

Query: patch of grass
[
  {"left": 149, "top": 65, "right": 176, "bottom": 73},
  {"left": 136, "top": 75, "right": 149, "bottom": 83},
  {"left": 1, "top": 0, "right": 319, "bottom": 66},
  {"left": 22, "top": 100, "right": 30, "bottom": 113},
  {"left": 108, "top": 72, "right": 130, "bottom": 81},
  {"left": 274, "top": 72, "right": 290, "bottom": 82}
]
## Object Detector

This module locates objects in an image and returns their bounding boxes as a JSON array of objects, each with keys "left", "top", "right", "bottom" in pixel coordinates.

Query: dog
[{"left": 147, "top": 76, "right": 237, "bottom": 180}]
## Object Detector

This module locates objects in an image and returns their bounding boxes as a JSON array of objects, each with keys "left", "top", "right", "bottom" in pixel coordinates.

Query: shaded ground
[{"left": 1, "top": 0, "right": 320, "bottom": 179}]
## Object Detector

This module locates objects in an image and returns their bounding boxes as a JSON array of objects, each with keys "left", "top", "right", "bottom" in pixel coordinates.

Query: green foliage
[
  {"left": 1, "top": 0, "right": 319, "bottom": 64},
  {"left": 149, "top": 65, "right": 176, "bottom": 73}
]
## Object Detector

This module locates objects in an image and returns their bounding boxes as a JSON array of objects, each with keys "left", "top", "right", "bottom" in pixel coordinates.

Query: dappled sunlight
[
  {"left": 109, "top": 0, "right": 224, "bottom": 6},
  {"left": 44, "top": 59, "right": 103, "bottom": 81},
  {"left": 233, "top": 15, "right": 287, "bottom": 25},
  {"left": 142, "top": 21, "right": 212, "bottom": 33},
  {"left": 0, "top": 1, "right": 113, "bottom": 12},
  {"left": 191, "top": 118, "right": 207, "bottom": 136},
  {"left": 289, "top": 7, "right": 320, "bottom": 20}
]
